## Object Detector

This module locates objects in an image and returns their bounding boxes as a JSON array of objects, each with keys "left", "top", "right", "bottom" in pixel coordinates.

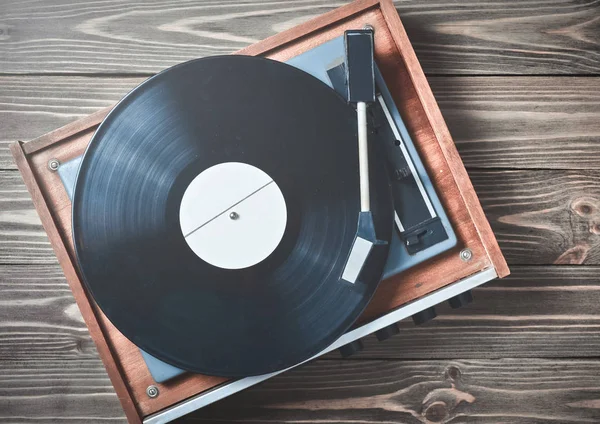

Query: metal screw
[
  {"left": 363, "top": 24, "right": 375, "bottom": 32},
  {"left": 48, "top": 158, "right": 60, "bottom": 171},
  {"left": 146, "top": 385, "right": 159, "bottom": 398},
  {"left": 229, "top": 211, "right": 239, "bottom": 220},
  {"left": 460, "top": 248, "right": 473, "bottom": 262}
]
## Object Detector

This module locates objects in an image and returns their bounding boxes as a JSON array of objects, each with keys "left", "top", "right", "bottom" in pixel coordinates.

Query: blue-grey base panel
[
  {"left": 143, "top": 267, "right": 498, "bottom": 424},
  {"left": 140, "top": 350, "right": 188, "bottom": 383},
  {"left": 58, "top": 35, "right": 458, "bottom": 386}
]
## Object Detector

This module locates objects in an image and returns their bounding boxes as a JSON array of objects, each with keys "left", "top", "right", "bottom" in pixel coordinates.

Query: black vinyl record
[{"left": 73, "top": 55, "right": 393, "bottom": 377}]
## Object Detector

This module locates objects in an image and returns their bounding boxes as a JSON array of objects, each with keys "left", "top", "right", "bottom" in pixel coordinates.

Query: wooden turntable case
[{"left": 10, "top": 0, "right": 509, "bottom": 422}]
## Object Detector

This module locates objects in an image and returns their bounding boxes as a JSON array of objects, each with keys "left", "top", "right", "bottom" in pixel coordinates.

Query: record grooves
[{"left": 72, "top": 55, "right": 394, "bottom": 377}]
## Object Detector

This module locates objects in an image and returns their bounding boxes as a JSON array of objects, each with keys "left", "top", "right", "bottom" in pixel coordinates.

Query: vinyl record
[{"left": 73, "top": 55, "right": 394, "bottom": 377}]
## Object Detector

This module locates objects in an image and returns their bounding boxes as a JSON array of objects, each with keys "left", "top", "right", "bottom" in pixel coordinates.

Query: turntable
[{"left": 10, "top": 0, "right": 509, "bottom": 422}]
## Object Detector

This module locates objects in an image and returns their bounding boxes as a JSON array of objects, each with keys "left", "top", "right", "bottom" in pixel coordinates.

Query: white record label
[{"left": 179, "top": 162, "right": 287, "bottom": 270}]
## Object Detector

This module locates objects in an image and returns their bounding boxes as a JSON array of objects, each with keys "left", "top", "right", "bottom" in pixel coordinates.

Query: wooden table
[{"left": 1, "top": 0, "right": 599, "bottom": 422}]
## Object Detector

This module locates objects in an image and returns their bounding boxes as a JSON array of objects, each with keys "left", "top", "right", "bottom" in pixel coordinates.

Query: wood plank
[
  {"left": 1, "top": 0, "right": 599, "bottom": 75},
  {"left": 0, "top": 171, "right": 55, "bottom": 264},
  {"left": 471, "top": 169, "right": 600, "bottom": 265},
  {"left": 0, "top": 359, "right": 125, "bottom": 423},
  {"left": 0, "top": 265, "right": 96, "bottom": 359},
  {"left": 3, "top": 167, "right": 600, "bottom": 265},
  {"left": 184, "top": 358, "right": 600, "bottom": 423},
  {"left": 431, "top": 77, "right": 600, "bottom": 170},
  {"left": 2, "top": 76, "right": 599, "bottom": 171},
  {"left": 3, "top": 356, "right": 600, "bottom": 423},
  {"left": 0, "top": 77, "right": 144, "bottom": 170},
  {"left": 3, "top": 264, "right": 600, "bottom": 360}
]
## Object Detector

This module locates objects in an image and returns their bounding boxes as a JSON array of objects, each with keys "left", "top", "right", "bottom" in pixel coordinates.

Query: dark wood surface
[
  {"left": 1, "top": 0, "right": 599, "bottom": 75},
  {"left": 1, "top": 0, "right": 599, "bottom": 422}
]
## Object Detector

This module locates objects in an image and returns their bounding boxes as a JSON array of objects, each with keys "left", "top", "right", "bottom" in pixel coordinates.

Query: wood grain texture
[
  {"left": 3, "top": 168, "right": 600, "bottom": 265},
  {"left": 0, "top": 360, "right": 125, "bottom": 423},
  {"left": 472, "top": 169, "right": 600, "bottom": 265},
  {"left": 0, "top": 171, "right": 54, "bottom": 264},
  {"left": 2, "top": 76, "right": 598, "bottom": 171},
  {"left": 1, "top": 0, "right": 599, "bottom": 75},
  {"left": 431, "top": 77, "right": 600, "bottom": 170},
  {"left": 4, "top": 357, "right": 600, "bottom": 423},
  {"left": 0, "top": 77, "right": 143, "bottom": 170},
  {"left": 182, "top": 358, "right": 600, "bottom": 423},
  {"left": 0, "top": 265, "right": 96, "bottom": 360}
]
